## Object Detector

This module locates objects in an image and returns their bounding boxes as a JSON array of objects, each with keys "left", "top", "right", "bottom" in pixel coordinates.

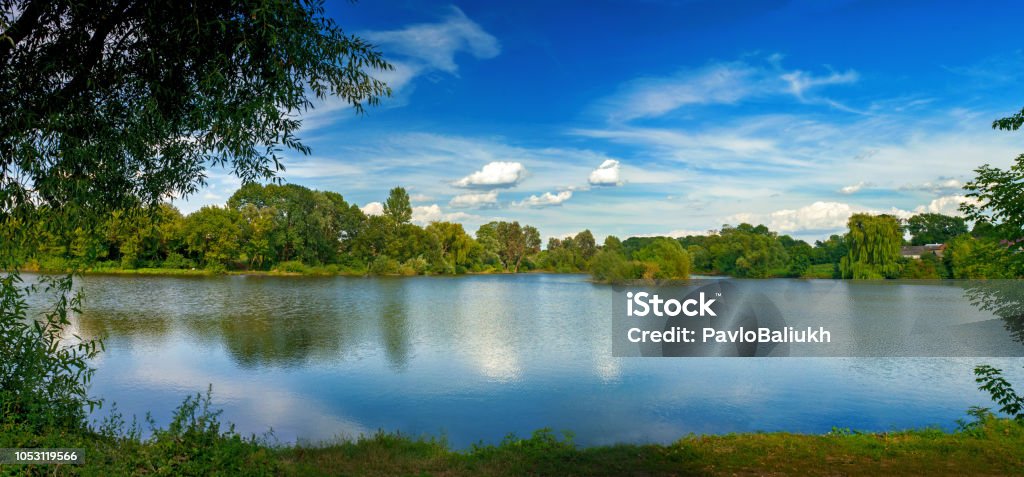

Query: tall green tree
[
  {"left": 383, "top": 187, "right": 413, "bottom": 225},
  {"left": 905, "top": 213, "right": 968, "bottom": 245},
  {"left": 840, "top": 214, "right": 902, "bottom": 279},
  {"left": 476, "top": 221, "right": 540, "bottom": 272}
]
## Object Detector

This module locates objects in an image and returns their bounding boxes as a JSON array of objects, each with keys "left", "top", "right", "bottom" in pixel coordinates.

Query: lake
[{"left": 25, "top": 273, "right": 1024, "bottom": 448}]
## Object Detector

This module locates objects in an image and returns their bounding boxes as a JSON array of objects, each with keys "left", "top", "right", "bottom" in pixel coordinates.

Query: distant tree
[
  {"left": 840, "top": 214, "right": 902, "bottom": 279},
  {"left": 474, "top": 222, "right": 502, "bottom": 269},
  {"left": 905, "top": 213, "right": 968, "bottom": 245},
  {"left": 603, "top": 235, "right": 623, "bottom": 254},
  {"left": 350, "top": 215, "right": 392, "bottom": 260},
  {"left": 238, "top": 203, "right": 278, "bottom": 270},
  {"left": 710, "top": 224, "right": 786, "bottom": 278},
  {"left": 574, "top": 230, "right": 597, "bottom": 262},
  {"left": 383, "top": 187, "right": 413, "bottom": 225},
  {"left": 475, "top": 221, "right": 540, "bottom": 272},
  {"left": 787, "top": 253, "right": 811, "bottom": 277},
  {"left": 633, "top": 238, "right": 691, "bottom": 279},
  {"left": 812, "top": 234, "right": 848, "bottom": 266},
  {"left": 971, "top": 220, "right": 1002, "bottom": 240},
  {"left": 590, "top": 248, "right": 632, "bottom": 283},
  {"left": 182, "top": 206, "right": 242, "bottom": 269},
  {"left": 524, "top": 226, "right": 542, "bottom": 260},
  {"left": 426, "top": 222, "right": 474, "bottom": 273}
]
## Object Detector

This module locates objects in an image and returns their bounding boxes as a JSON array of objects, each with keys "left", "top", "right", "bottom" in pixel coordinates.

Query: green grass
[
  {"left": 5, "top": 419, "right": 1023, "bottom": 476},
  {"left": 801, "top": 263, "right": 837, "bottom": 279}
]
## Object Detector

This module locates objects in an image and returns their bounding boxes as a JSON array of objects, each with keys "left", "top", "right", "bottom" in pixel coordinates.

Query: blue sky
[{"left": 182, "top": 0, "right": 1024, "bottom": 242}]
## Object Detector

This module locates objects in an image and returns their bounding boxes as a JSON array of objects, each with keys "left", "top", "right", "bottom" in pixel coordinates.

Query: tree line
[
  {"left": 26, "top": 182, "right": 1022, "bottom": 281},
  {"left": 26, "top": 183, "right": 686, "bottom": 280}
]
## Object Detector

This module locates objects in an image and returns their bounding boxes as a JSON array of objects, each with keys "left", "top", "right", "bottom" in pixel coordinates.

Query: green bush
[
  {"left": 275, "top": 260, "right": 309, "bottom": 274},
  {"left": 0, "top": 273, "right": 103, "bottom": 432},
  {"left": 403, "top": 257, "right": 430, "bottom": 275},
  {"left": 163, "top": 252, "right": 192, "bottom": 270},
  {"left": 368, "top": 256, "right": 400, "bottom": 275},
  {"left": 135, "top": 386, "right": 279, "bottom": 475},
  {"left": 205, "top": 262, "right": 229, "bottom": 274}
]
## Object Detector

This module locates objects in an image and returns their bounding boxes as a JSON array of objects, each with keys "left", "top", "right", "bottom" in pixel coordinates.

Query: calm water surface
[{"left": 26, "top": 273, "right": 1024, "bottom": 447}]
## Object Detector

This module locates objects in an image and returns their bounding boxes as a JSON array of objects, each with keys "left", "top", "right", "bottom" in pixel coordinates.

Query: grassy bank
[{"left": 5, "top": 415, "right": 1023, "bottom": 476}]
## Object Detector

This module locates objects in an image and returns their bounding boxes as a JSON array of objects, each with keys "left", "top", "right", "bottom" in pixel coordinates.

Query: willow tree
[
  {"left": 840, "top": 213, "right": 902, "bottom": 279},
  {"left": 1, "top": 0, "right": 390, "bottom": 431}
]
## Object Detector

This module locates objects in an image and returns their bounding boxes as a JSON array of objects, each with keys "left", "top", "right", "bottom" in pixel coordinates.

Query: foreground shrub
[{"left": 0, "top": 272, "right": 102, "bottom": 432}]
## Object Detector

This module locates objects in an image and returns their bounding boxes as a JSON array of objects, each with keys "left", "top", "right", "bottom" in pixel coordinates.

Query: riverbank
[
  {"left": 5, "top": 418, "right": 1022, "bottom": 476},
  {"left": 15, "top": 264, "right": 821, "bottom": 280}
]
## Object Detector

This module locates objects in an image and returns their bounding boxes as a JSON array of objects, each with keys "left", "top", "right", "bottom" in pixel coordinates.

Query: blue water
[{"left": 25, "top": 273, "right": 1024, "bottom": 448}]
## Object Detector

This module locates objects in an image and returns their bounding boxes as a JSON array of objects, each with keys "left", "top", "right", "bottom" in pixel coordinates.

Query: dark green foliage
[
  {"left": 693, "top": 224, "right": 786, "bottom": 278},
  {"left": 1, "top": 0, "right": 391, "bottom": 220},
  {"left": 589, "top": 237, "right": 689, "bottom": 283},
  {"left": 974, "top": 365, "right": 1023, "bottom": 422},
  {"left": 543, "top": 229, "right": 598, "bottom": 272},
  {"left": 811, "top": 234, "right": 848, "bottom": 266},
  {"left": 905, "top": 213, "right": 968, "bottom": 246}
]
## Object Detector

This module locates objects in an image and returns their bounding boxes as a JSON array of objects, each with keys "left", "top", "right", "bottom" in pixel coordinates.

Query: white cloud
[
  {"left": 449, "top": 191, "right": 499, "bottom": 208},
  {"left": 597, "top": 56, "right": 860, "bottom": 122},
  {"left": 514, "top": 191, "right": 572, "bottom": 208},
  {"left": 571, "top": 127, "right": 783, "bottom": 166},
  {"left": 603, "top": 62, "right": 759, "bottom": 122},
  {"left": 361, "top": 202, "right": 384, "bottom": 216},
  {"left": 409, "top": 193, "right": 433, "bottom": 202},
  {"left": 765, "top": 201, "right": 857, "bottom": 232},
  {"left": 412, "top": 204, "right": 444, "bottom": 223},
  {"left": 913, "top": 195, "right": 979, "bottom": 216},
  {"left": 588, "top": 159, "right": 622, "bottom": 186},
  {"left": 453, "top": 161, "right": 527, "bottom": 188},
  {"left": 780, "top": 69, "right": 859, "bottom": 99},
  {"left": 730, "top": 202, "right": 918, "bottom": 234},
  {"left": 281, "top": 159, "right": 363, "bottom": 178},
  {"left": 411, "top": 204, "right": 481, "bottom": 225},
  {"left": 634, "top": 229, "right": 714, "bottom": 238},
  {"left": 362, "top": 6, "right": 499, "bottom": 74},
  {"left": 839, "top": 181, "right": 867, "bottom": 194},
  {"left": 901, "top": 178, "right": 965, "bottom": 193},
  {"left": 300, "top": 7, "right": 499, "bottom": 130},
  {"left": 729, "top": 195, "right": 981, "bottom": 235}
]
